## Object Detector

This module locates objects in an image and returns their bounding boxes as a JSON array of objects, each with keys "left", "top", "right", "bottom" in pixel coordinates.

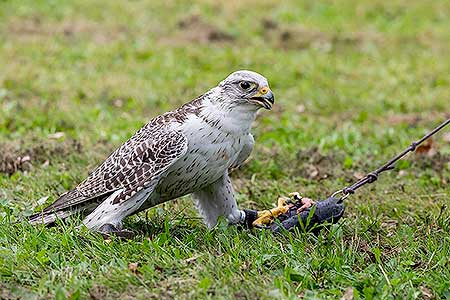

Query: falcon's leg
[
  {"left": 192, "top": 172, "right": 245, "bottom": 228},
  {"left": 82, "top": 188, "right": 152, "bottom": 233}
]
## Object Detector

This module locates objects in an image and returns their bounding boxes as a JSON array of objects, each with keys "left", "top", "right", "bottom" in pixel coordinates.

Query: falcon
[{"left": 29, "top": 70, "right": 275, "bottom": 235}]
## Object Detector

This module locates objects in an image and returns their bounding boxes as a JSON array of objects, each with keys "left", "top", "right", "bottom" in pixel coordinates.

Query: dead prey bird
[{"left": 29, "top": 70, "right": 285, "bottom": 236}]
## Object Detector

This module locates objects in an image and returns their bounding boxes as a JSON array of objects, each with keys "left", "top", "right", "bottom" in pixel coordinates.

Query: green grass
[{"left": 1, "top": 0, "right": 449, "bottom": 299}]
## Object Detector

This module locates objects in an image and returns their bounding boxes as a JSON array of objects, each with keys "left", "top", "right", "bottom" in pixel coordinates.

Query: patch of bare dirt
[
  {"left": 88, "top": 284, "right": 108, "bottom": 300},
  {"left": 92, "top": 275, "right": 197, "bottom": 300},
  {"left": 0, "top": 284, "right": 19, "bottom": 300},
  {"left": 412, "top": 152, "right": 450, "bottom": 181},
  {"left": 387, "top": 114, "right": 423, "bottom": 126},
  {"left": 384, "top": 112, "right": 450, "bottom": 127},
  {"left": 295, "top": 147, "right": 345, "bottom": 180},
  {"left": 160, "top": 15, "right": 234, "bottom": 45},
  {"left": 406, "top": 133, "right": 450, "bottom": 179},
  {"left": 261, "top": 18, "right": 382, "bottom": 51},
  {"left": 7, "top": 15, "right": 43, "bottom": 35},
  {"left": 0, "top": 137, "right": 82, "bottom": 176},
  {"left": 294, "top": 135, "right": 449, "bottom": 183},
  {"left": 0, "top": 283, "right": 49, "bottom": 300},
  {"left": 6, "top": 15, "right": 127, "bottom": 44},
  {"left": 90, "top": 284, "right": 156, "bottom": 300}
]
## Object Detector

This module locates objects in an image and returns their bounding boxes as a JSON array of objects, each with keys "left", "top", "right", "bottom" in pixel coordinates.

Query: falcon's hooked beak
[{"left": 249, "top": 86, "right": 275, "bottom": 110}]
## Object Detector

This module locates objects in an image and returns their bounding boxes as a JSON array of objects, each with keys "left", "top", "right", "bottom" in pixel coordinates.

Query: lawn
[{"left": 0, "top": 0, "right": 449, "bottom": 299}]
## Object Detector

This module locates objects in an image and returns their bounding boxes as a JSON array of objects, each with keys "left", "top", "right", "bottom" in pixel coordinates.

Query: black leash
[{"left": 332, "top": 118, "right": 450, "bottom": 201}]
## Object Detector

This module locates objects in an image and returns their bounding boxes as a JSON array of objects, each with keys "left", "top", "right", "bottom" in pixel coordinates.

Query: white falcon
[{"left": 29, "top": 70, "right": 275, "bottom": 235}]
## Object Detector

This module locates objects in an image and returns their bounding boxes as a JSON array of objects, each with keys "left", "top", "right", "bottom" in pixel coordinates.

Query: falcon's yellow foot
[
  {"left": 252, "top": 197, "right": 293, "bottom": 228},
  {"left": 251, "top": 192, "right": 316, "bottom": 228}
]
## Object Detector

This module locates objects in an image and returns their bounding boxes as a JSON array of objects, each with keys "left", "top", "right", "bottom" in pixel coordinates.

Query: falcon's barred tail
[
  {"left": 28, "top": 209, "right": 76, "bottom": 225},
  {"left": 28, "top": 189, "right": 111, "bottom": 225}
]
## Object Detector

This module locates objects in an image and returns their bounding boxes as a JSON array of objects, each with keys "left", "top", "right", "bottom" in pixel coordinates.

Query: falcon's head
[{"left": 218, "top": 70, "right": 275, "bottom": 110}]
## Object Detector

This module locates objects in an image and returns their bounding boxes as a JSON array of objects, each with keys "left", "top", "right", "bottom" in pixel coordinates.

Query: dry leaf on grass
[
  {"left": 48, "top": 132, "right": 65, "bottom": 139},
  {"left": 185, "top": 254, "right": 201, "bottom": 264},
  {"left": 296, "top": 104, "right": 305, "bottom": 113},
  {"left": 415, "top": 138, "right": 436, "bottom": 156},
  {"left": 128, "top": 262, "right": 139, "bottom": 274},
  {"left": 353, "top": 172, "right": 365, "bottom": 179},
  {"left": 420, "top": 286, "right": 434, "bottom": 300},
  {"left": 341, "top": 287, "right": 354, "bottom": 300}
]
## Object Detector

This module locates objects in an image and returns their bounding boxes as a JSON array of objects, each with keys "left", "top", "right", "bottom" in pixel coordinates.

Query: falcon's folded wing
[{"left": 29, "top": 124, "right": 188, "bottom": 224}]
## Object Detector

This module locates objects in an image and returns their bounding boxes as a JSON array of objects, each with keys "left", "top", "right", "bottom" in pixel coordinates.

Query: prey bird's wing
[{"left": 37, "top": 123, "right": 188, "bottom": 215}]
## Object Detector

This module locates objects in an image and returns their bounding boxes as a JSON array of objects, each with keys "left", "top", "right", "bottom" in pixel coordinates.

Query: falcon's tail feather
[
  {"left": 28, "top": 189, "right": 110, "bottom": 226},
  {"left": 28, "top": 209, "right": 77, "bottom": 225}
]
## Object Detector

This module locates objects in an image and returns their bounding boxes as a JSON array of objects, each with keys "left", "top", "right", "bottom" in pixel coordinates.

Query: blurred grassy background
[{"left": 0, "top": 1, "right": 449, "bottom": 299}]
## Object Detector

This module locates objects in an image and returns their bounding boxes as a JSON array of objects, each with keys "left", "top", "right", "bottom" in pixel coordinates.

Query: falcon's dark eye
[{"left": 239, "top": 81, "right": 251, "bottom": 90}]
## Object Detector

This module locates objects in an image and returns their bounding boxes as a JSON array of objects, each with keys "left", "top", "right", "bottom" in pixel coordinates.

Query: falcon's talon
[
  {"left": 252, "top": 197, "right": 292, "bottom": 227},
  {"left": 100, "top": 231, "right": 135, "bottom": 240},
  {"left": 250, "top": 193, "right": 318, "bottom": 227},
  {"left": 98, "top": 223, "right": 135, "bottom": 240},
  {"left": 288, "top": 192, "right": 303, "bottom": 201},
  {"left": 253, "top": 223, "right": 271, "bottom": 230}
]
